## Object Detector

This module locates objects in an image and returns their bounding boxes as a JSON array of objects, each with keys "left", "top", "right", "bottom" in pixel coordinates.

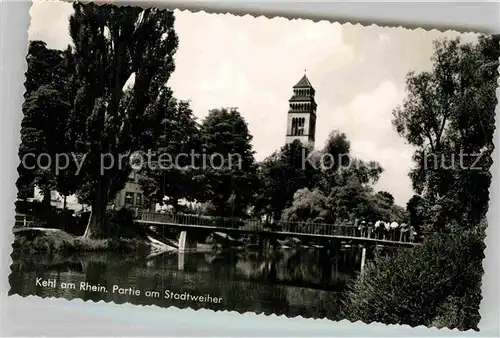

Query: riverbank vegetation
[
  {"left": 343, "top": 35, "right": 498, "bottom": 331},
  {"left": 12, "top": 230, "right": 150, "bottom": 255},
  {"left": 343, "top": 224, "right": 485, "bottom": 330},
  {"left": 12, "top": 208, "right": 151, "bottom": 254}
]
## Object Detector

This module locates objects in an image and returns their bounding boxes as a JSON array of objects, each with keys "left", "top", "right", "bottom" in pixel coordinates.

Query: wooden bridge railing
[{"left": 137, "top": 211, "right": 416, "bottom": 243}]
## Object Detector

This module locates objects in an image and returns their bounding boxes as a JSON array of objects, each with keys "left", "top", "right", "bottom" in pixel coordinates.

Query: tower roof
[{"left": 293, "top": 74, "right": 313, "bottom": 88}]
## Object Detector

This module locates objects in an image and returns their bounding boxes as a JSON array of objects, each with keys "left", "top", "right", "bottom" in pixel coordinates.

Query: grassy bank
[
  {"left": 12, "top": 207, "right": 155, "bottom": 255},
  {"left": 12, "top": 229, "right": 151, "bottom": 255}
]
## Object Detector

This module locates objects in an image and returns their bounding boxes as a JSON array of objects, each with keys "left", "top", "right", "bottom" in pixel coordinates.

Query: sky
[{"left": 27, "top": 1, "right": 480, "bottom": 206}]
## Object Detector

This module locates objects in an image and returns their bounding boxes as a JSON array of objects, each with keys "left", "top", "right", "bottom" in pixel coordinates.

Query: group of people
[{"left": 353, "top": 219, "right": 417, "bottom": 242}]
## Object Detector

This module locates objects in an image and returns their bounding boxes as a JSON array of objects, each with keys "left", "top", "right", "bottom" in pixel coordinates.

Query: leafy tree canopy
[
  {"left": 392, "top": 35, "right": 499, "bottom": 231},
  {"left": 66, "top": 2, "right": 179, "bottom": 237},
  {"left": 197, "top": 107, "right": 258, "bottom": 217}
]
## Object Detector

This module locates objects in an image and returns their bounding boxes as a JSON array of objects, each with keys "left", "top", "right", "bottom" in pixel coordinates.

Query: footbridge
[{"left": 135, "top": 211, "right": 419, "bottom": 251}]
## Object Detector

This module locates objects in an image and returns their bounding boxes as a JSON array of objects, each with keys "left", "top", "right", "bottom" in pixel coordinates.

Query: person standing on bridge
[
  {"left": 367, "top": 221, "right": 373, "bottom": 238},
  {"left": 390, "top": 221, "right": 399, "bottom": 241},
  {"left": 354, "top": 218, "right": 360, "bottom": 237},
  {"left": 382, "top": 221, "right": 390, "bottom": 240},
  {"left": 374, "top": 220, "right": 381, "bottom": 239},
  {"left": 399, "top": 223, "right": 408, "bottom": 242},
  {"left": 359, "top": 220, "right": 367, "bottom": 237},
  {"left": 409, "top": 224, "right": 417, "bottom": 242},
  {"left": 377, "top": 221, "right": 386, "bottom": 239}
]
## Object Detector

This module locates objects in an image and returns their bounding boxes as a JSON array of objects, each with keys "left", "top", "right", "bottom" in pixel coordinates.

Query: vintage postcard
[{"left": 9, "top": 0, "right": 498, "bottom": 332}]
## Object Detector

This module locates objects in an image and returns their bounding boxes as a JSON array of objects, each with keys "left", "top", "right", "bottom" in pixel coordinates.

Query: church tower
[{"left": 285, "top": 73, "right": 317, "bottom": 147}]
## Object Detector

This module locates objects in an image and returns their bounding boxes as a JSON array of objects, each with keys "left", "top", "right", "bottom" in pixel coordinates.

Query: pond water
[{"left": 9, "top": 246, "right": 364, "bottom": 320}]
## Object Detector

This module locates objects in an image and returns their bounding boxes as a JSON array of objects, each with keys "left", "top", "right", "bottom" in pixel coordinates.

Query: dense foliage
[
  {"left": 254, "top": 140, "right": 317, "bottom": 220},
  {"left": 197, "top": 108, "right": 258, "bottom": 217},
  {"left": 17, "top": 41, "right": 76, "bottom": 204},
  {"left": 138, "top": 98, "right": 201, "bottom": 210},
  {"left": 393, "top": 35, "right": 499, "bottom": 232},
  {"left": 257, "top": 131, "right": 406, "bottom": 226},
  {"left": 68, "top": 3, "right": 179, "bottom": 238},
  {"left": 345, "top": 34, "right": 498, "bottom": 331},
  {"left": 343, "top": 225, "right": 485, "bottom": 331},
  {"left": 18, "top": 2, "right": 180, "bottom": 238}
]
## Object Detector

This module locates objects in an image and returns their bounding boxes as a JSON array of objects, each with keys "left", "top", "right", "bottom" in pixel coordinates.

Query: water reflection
[{"left": 9, "top": 246, "right": 363, "bottom": 320}]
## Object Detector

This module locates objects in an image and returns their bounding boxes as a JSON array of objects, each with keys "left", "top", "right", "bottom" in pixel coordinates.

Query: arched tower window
[
  {"left": 297, "top": 117, "right": 305, "bottom": 135},
  {"left": 291, "top": 117, "right": 298, "bottom": 135},
  {"left": 291, "top": 117, "right": 306, "bottom": 136}
]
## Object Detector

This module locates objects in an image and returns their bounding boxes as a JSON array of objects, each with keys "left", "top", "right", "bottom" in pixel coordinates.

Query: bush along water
[{"left": 341, "top": 225, "right": 485, "bottom": 331}]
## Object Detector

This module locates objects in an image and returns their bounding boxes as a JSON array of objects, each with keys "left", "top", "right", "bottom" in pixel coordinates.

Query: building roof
[{"left": 293, "top": 74, "right": 313, "bottom": 88}]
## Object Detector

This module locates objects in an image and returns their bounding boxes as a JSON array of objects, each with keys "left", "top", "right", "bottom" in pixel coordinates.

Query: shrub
[
  {"left": 12, "top": 229, "right": 150, "bottom": 255},
  {"left": 13, "top": 230, "right": 74, "bottom": 254},
  {"left": 342, "top": 226, "right": 485, "bottom": 331}
]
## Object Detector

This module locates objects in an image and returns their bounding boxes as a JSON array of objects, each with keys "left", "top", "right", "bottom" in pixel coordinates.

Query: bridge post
[
  {"left": 360, "top": 246, "right": 367, "bottom": 273},
  {"left": 259, "top": 237, "right": 271, "bottom": 253},
  {"left": 178, "top": 252, "right": 186, "bottom": 270},
  {"left": 178, "top": 231, "right": 197, "bottom": 252}
]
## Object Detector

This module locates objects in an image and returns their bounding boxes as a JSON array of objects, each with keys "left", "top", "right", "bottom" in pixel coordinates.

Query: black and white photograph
[{"left": 8, "top": 0, "right": 499, "bottom": 331}]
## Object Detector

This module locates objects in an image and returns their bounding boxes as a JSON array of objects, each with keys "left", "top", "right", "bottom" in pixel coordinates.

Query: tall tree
[
  {"left": 316, "top": 131, "right": 383, "bottom": 195},
  {"left": 65, "top": 2, "right": 179, "bottom": 238},
  {"left": 198, "top": 108, "right": 257, "bottom": 217},
  {"left": 138, "top": 99, "right": 201, "bottom": 210},
  {"left": 316, "top": 130, "right": 351, "bottom": 192},
  {"left": 281, "top": 188, "right": 333, "bottom": 227},
  {"left": 328, "top": 174, "right": 374, "bottom": 221},
  {"left": 392, "top": 35, "right": 499, "bottom": 231},
  {"left": 254, "top": 140, "right": 317, "bottom": 220},
  {"left": 313, "top": 131, "right": 388, "bottom": 222},
  {"left": 376, "top": 191, "right": 395, "bottom": 205},
  {"left": 17, "top": 41, "right": 75, "bottom": 205},
  {"left": 23, "top": 41, "right": 68, "bottom": 94},
  {"left": 20, "top": 86, "right": 71, "bottom": 200},
  {"left": 406, "top": 194, "right": 431, "bottom": 233}
]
